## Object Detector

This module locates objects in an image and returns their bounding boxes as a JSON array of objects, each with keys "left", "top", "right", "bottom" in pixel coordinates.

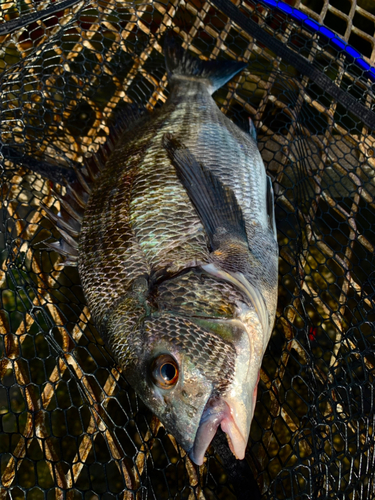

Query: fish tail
[{"left": 164, "top": 33, "right": 247, "bottom": 95}]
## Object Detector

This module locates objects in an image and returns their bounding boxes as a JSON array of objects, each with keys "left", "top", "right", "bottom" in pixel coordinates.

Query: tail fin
[{"left": 164, "top": 34, "right": 247, "bottom": 95}]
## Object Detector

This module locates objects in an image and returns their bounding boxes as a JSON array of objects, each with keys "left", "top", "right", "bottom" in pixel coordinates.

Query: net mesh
[{"left": 1, "top": 0, "right": 375, "bottom": 498}]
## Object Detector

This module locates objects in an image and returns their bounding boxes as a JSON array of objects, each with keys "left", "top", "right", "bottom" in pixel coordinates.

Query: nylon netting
[{"left": 1, "top": 0, "right": 375, "bottom": 499}]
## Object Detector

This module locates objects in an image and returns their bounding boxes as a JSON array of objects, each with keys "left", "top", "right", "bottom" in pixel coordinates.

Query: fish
[{"left": 43, "top": 35, "right": 279, "bottom": 465}]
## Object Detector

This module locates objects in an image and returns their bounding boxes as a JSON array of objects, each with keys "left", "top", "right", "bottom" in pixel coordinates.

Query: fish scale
[
  {"left": 45, "top": 36, "right": 279, "bottom": 465},
  {"left": 156, "top": 269, "right": 246, "bottom": 318},
  {"left": 80, "top": 138, "right": 152, "bottom": 328}
]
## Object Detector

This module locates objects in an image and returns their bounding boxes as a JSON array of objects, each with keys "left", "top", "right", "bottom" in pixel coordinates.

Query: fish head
[
  {"left": 109, "top": 303, "right": 265, "bottom": 465},
  {"left": 121, "top": 313, "right": 235, "bottom": 454}
]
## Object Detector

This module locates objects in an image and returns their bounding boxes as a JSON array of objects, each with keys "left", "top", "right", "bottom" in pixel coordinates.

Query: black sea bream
[{"left": 45, "top": 36, "right": 279, "bottom": 465}]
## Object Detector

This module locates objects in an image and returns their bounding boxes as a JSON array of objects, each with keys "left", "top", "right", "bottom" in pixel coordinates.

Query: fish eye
[{"left": 152, "top": 354, "right": 179, "bottom": 389}]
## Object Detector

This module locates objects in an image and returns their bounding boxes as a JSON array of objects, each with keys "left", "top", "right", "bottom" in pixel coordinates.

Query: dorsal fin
[
  {"left": 43, "top": 103, "right": 147, "bottom": 266},
  {"left": 83, "top": 104, "right": 147, "bottom": 172}
]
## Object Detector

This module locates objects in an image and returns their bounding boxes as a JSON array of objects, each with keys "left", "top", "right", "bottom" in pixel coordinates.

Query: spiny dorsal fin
[
  {"left": 43, "top": 103, "right": 147, "bottom": 267},
  {"left": 42, "top": 204, "right": 80, "bottom": 238},
  {"left": 2, "top": 146, "right": 79, "bottom": 186},
  {"left": 43, "top": 182, "right": 86, "bottom": 267},
  {"left": 84, "top": 104, "right": 148, "bottom": 172},
  {"left": 45, "top": 239, "right": 79, "bottom": 265}
]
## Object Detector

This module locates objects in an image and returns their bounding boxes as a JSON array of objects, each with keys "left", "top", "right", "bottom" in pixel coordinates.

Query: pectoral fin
[{"left": 163, "top": 134, "right": 248, "bottom": 256}]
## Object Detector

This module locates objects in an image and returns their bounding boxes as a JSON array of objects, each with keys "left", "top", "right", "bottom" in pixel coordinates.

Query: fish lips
[
  {"left": 188, "top": 384, "right": 258, "bottom": 466},
  {"left": 188, "top": 398, "right": 242, "bottom": 465},
  {"left": 187, "top": 316, "right": 262, "bottom": 465}
]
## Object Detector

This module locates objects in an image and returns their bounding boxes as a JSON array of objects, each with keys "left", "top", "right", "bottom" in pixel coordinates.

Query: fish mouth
[{"left": 188, "top": 398, "right": 247, "bottom": 466}]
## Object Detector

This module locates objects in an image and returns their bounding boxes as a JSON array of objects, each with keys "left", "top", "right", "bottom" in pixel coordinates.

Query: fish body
[{"left": 46, "top": 37, "right": 278, "bottom": 464}]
